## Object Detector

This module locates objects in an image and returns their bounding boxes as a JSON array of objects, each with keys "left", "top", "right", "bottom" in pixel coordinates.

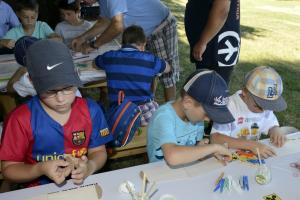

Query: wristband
[{"left": 89, "top": 41, "right": 97, "bottom": 49}]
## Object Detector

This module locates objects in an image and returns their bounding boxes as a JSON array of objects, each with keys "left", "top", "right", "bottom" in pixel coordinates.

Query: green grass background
[{"left": 160, "top": 0, "right": 300, "bottom": 129}]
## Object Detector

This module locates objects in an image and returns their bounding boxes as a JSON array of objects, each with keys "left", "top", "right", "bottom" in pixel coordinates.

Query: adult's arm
[
  {"left": 193, "top": 0, "right": 231, "bottom": 61},
  {"left": 92, "top": 14, "right": 123, "bottom": 48},
  {"left": 71, "top": 17, "right": 111, "bottom": 51}
]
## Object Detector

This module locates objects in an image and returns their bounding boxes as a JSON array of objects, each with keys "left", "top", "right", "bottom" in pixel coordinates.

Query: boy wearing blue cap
[
  {"left": 0, "top": 40, "right": 112, "bottom": 187},
  {"left": 6, "top": 36, "right": 38, "bottom": 94},
  {"left": 147, "top": 69, "right": 233, "bottom": 166},
  {"left": 211, "top": 66, "right": 288, "bottom": 158}
]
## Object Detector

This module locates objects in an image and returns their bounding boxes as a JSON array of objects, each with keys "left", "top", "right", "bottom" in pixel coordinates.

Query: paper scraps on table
[{"left": 232, "top": 150, "right": 265, "bottom": 165}]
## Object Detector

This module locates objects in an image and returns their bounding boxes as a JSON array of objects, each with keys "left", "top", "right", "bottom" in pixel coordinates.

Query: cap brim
[
  {"left": 203, "top": 104, "right": 235, "bottom": 124},
  {"left": 33, "top": 73, "right": 83, "bottom": 94},
  {"left": 250, "top": 93, "right": 287, "bottom": 112}
]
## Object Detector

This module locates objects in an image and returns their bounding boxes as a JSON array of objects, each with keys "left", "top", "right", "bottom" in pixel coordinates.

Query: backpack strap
[
  {"left": 121, "top": 110, "right": 141, "bottom": 146},
  {"left": 118, "top": 90, "right": 125, "bottom": 105},
  {"left": 111, "top": 101, "right": 132, "bottom": 134}
]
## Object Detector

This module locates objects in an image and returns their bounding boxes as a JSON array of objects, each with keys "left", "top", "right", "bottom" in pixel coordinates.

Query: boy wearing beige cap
[{"left": 211, "top": 66, "right": 287, "bottom": 158}]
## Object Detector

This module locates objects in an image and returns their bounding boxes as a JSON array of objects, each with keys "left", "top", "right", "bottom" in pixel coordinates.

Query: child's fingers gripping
[
  {"left": 221, "top": 146, "right": 232, "bottom": 158},
  {"left": 53, "top": 174, "right": 66, "bottom": 185},
  {"left": 63, "top": 165, "right": 73, "bottom": 177},
  {"left": 72, "top": 166, "right": 84, "bottom": 175},
  {"left": 271, "top": 134, "right": 279, "bottom": 146},
  {"left": 214, "top": 154, "right": 227, "bottom": 166},
  {"left": 71, "top": 169, "right": 85, "bottom": 185},
  {"left": 72, "top": 177, "right": 84, "bottom": 185},
  {"left": 278, "top": 135, "right": 287, "bottom": 147},
  {"left": 80, "top": 155, "right": 88, "bottom": 162},
  {"left": 71, "top": 172, "right": 84, "bottom": 180},
  {"left": 261, "top": 147, "right": 276, "bottom": 158},
  {"left": 55, "top": 159, "right": 69, "bottom": 168}
]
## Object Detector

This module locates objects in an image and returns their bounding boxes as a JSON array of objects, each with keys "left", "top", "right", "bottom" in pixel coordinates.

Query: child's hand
[
  {"left": 270, "top": 131, "right": 286, "bottom": 147},
  {"left": 71, "top": 37, "right": 85, "bottom": 52},
  {"left": 214, "top": 144, "right": 232, "bottom": 165},
  {"left": 71, "top": 155, "right": 91, "bottom": 185},
  {"left": 2, "top": 39, "right": 15, "bottom": 49},
  {"left": 41, "top": 160, "right": 69, "bottom": 184},
  {"left": 291, "top": 162, "right": 300, "bottom": 170},
  {"left": 250, "top": 142, "right": 276, "bottom": 158},
  {"left": 197, "top": 138, "right": 209, "bottom": 146},
  {"left": 47, "top": 33, "right": 62, "bottom": 42},
  {"left": 63, "top": 155, "right": 77, "bottom": 177},
  {"left": 81, "top": 43, "right": 95, "bottom": 54}
]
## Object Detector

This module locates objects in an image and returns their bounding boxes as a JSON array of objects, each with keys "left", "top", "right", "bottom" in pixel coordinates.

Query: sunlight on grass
[{"left": 163, "top": 0, "right": 300, "bottom": 129}]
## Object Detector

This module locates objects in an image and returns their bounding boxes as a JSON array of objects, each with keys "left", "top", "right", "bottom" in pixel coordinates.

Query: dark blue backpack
[{"left": 106, "top": 91, "right": 142, "bottom": 147}]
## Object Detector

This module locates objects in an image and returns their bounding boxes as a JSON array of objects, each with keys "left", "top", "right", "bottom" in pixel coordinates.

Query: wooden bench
[{"left": 107, "top": 126, "right": 147, "bottom": 159}]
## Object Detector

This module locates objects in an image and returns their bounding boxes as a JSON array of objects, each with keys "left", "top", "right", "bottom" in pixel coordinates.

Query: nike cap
[
  {"left": 183, "top": 69, "right": 234, "bottom": 124},
  {"left": 26, "top": 39, "right": 83, "bottom": 95}
]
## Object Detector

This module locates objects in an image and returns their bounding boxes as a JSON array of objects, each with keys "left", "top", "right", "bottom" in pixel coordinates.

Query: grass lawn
[{"left": 162, "top": 0, "right": 300, "bottom": 129}]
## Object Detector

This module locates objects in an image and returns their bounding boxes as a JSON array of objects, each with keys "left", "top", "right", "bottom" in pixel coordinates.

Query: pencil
[
  {"left": 215, "top": 172, "right": 224, "bottom": 186},
  {"left": 73, "top": 55, "right": 90, "bottom": 60}
]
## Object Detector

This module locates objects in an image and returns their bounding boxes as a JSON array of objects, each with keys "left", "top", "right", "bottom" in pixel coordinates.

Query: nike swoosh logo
[{"left": 46, "top": 62, "right": 63, "bottom": 70}]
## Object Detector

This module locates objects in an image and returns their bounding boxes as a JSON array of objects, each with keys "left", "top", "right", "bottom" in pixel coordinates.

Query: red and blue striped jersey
[{"left": 0, "top": 96, "right": 112, "bottom": 186}]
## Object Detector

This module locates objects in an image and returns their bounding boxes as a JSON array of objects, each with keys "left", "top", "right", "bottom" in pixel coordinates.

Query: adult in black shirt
[{"left": 185, "top": 0, "right": 240, "bottom": 84}]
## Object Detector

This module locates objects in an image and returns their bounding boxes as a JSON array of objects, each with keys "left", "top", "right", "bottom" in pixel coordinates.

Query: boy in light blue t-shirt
[
  {"left": 147, "top": 70, "right": 233, "bottom": 166},
  {"left": 0, "top": 0, "right": 61, "bottom": 49}
]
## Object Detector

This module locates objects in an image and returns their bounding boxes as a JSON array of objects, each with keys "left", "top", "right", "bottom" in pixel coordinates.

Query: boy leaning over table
[
  {"left": 211, "top": 66, "right": 289, "bottom": 159},
  {"left": 94, "top": 25, "right": 171, "bottom": 126},
  {"left": 147, "top": 69, "right": 233, "bottom": 166},
  {"left": 0, "top": 40, "right": 113, "bottom": 187}
]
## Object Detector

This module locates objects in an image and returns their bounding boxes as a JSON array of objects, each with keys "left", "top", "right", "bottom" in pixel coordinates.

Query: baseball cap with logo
[
  {"left": 26, "top": 39, "right": 83, "bottom": 95},
  {"left": 14, "top": 36, "right": 39, "bottom": 66},
  {"left": 244, "top": 66, "right": 287, "bottom": 112},
  {"left": 183, "top": 69, "right": 234, "bottom": 124}
]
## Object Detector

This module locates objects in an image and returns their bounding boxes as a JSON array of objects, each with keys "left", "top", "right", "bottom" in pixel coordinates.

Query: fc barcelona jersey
[{"left": 0, "top": 96, "right": 113, "bottom": 186}]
